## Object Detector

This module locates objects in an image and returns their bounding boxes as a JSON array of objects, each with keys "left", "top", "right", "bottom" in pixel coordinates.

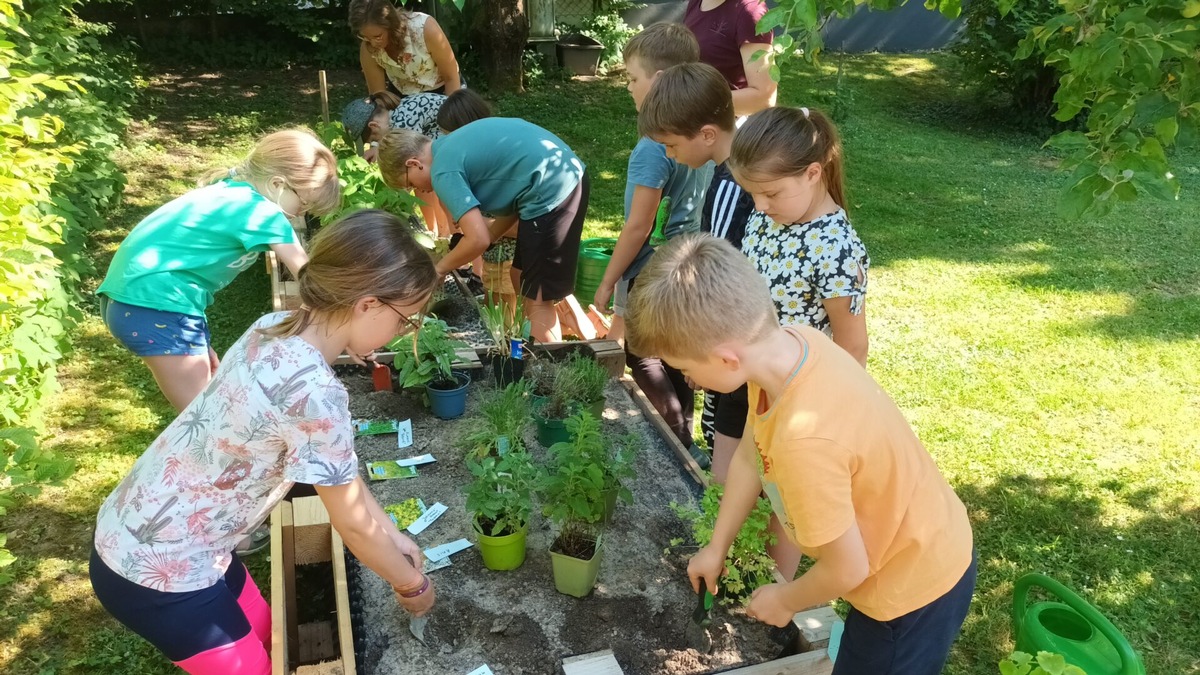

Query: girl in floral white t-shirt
[
  {"left": 91, "top": 210, "right": 440, "bottom": 675},
  {"left": 724, "top": 105, "right": 871, "bottom": 583}
]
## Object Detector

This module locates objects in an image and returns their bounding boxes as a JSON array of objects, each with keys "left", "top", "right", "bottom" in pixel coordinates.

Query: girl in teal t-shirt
[{"left": 97, "top": 128, "right": 340, "bottom": 413}]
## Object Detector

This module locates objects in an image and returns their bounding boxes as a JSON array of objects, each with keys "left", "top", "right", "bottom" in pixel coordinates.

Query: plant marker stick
[{"left": 406, "top": 502, "right": 447, "bottom": 535}]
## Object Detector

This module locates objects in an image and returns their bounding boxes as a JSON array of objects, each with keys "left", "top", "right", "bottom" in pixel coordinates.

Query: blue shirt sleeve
[
  {"left": 628, "top": 139, "right": 673, "bottom": 191},
  {"left": 432, "top": 170, "right": 480, "bottom": 223}
]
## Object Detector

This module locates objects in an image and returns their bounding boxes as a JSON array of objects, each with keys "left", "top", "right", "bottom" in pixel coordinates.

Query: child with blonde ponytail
[
  {"left": 91, "top": 209, "right": 440, "bottom": 675},
  {"left": 98, "top": 128, "right": 339, "bottom": 412}
]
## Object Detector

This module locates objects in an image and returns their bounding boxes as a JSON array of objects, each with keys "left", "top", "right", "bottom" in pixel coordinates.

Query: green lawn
[{"left": 1, "top": 55, "right": 1198, "bottom": 674}]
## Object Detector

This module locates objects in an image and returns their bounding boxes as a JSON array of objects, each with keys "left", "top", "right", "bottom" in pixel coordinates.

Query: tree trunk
[{"left": 480, "top": 0, "right": 528, "bottom": 93}]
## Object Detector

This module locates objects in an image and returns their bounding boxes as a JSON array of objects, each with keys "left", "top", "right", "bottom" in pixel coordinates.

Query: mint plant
[{"left": 465, "top": 448, "right": 538, "bottom": 538}]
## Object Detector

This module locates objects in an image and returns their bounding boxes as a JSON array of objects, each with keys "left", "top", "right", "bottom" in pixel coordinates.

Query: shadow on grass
[{"left": 951, "top": 473, "right": 1200, "bottom": 674}]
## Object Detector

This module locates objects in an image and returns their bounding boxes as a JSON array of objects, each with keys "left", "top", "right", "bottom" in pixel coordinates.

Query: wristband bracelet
[{"left": 396, "top": 575, "right": 429, "bottom": 598}]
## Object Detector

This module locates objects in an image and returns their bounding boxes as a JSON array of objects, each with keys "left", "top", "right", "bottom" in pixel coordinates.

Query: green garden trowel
[{"left": 685, "top": 585, "right": 714, "bottom": 652}]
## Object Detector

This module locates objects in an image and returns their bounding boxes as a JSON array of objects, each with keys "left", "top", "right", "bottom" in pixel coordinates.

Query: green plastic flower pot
[
  {"left": 475, "top": 521, "right": 528, "bottom": 571},
  {"left": 601, "top": 488, "right": 618, "bottom": 524},
  {"left": 549, "top": 534, "right": 603, "bottom": 598},
  {"left": 535, "top": 412, "right": 572, "bottom": 446},
  {"left": 585, "top": 397, "right": 606, "bottom": 419}
]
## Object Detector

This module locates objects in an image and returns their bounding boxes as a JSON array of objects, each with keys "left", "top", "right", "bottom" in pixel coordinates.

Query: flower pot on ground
[
  {"left": 557, "top": 33, "right": 604, "bottom": 76},
  {"left": 533, "top": 396, "right": 576, "bottom": 447},
  {"left": 538, "top": 412, "right": 621, "bottom": 597},
  {"left": 426, "top": 371, "right": 470, "bottom": 420},
  {"left": 480, "top": 297, "right": 532, "bottom": 387},
  {"left": 561, "top": 352, "right": 609, "bottom": 419},
  {"left": 466, "top": 447, "right": 538, "bottom": 571},
  {"left": 390, "top": 317, "right": 471, "bottom": 415}
]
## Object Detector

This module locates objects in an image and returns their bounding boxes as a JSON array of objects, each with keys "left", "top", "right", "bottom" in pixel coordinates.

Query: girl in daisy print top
[
  {"left": 730, "top": 105, "right": 870, "bottom": 366},
  {"left": 90, "top": 210, "right": 440, "bottom": 675}
]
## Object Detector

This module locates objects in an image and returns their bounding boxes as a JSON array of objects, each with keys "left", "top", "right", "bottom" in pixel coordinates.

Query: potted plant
[
  {"left": 461, "top": 381, "right": 532, "bottom": 461},
  {"left": 390, "top": 318, "right": 471, "bottom": 419},
  {"left": 533, "top": 375, "right": 576, "bottom": 447},
  {"left": 600, "top": 431, "right": 640, "bottom": 523},
  {"left": 538, "top": 412, "right": 609, "bottom": 597},
  {"left": 561, "top": 352, "right": 609, "bottom": 419},
  {"left": 480, "top": 297, "right": 531, "bottom": 387},
  {"left": 465, "top": 447, "right": 538, "bottom": 571}
]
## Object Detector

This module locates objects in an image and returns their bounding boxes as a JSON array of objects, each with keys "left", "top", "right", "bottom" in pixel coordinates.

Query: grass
[{"left": 0, "top": 55, "right": 1197, "bottom": 674}]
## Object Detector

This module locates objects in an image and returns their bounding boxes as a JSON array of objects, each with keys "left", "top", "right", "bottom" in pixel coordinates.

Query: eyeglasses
[
  {"left": 284, "top": 184, "right": 312, "bottom": 216},
  {"left": 382, "top": 302, "right": 422, "bottom": 336},
  {"left": 392, "top": 162, "right": 413, "bottom": 190}
]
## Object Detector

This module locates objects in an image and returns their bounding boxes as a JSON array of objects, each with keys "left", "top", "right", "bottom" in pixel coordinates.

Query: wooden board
[
  {"left": 298, "top": 621, "right": 337, "bottom": 663},
  {"left": 333, "top": 347, "right": 483, "bottom": 370},
  {"left": 562, "top": 648, "right": 624, "bottom": 675},
  {"left": 620, "top": 376, "right": 708, "bottom": 487},
  {"left": 721, "top": 649, "right": 833, "bottom": 675},
  {"left": 291, "top": 496, "right": 332, "bottom": 565},
  {"left": 793, "top": 606, "right": 842, "bottom": 652},
  {"left": 330, "top": 529, "right": 357, "bottom": 675},
  {"left": 295, "top": 663, "right": 344, "bottom": 675},
  {"left": 271, "top": 499, "right": 289, "bottom": 672}
]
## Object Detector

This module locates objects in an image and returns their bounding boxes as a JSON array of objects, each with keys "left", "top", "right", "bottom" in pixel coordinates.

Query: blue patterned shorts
[{"left": 100, "top": 296, "right": 210, "bottom": 357}]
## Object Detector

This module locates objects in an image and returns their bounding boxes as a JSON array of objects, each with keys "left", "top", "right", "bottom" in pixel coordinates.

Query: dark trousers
[
  {"left": 628, "top": 350, "right": 694, "bottom": 448},
  {"left": 833, "top": 552, "right": 977, "bottom": 675}
]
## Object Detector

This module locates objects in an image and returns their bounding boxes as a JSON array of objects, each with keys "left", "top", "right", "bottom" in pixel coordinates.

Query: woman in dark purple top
[{"left": 685, "top": 0, "right": 777, "bottom": 117}]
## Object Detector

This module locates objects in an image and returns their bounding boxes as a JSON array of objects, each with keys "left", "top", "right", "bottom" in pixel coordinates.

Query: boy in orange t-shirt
[{"left": 625, "top": 233, "right": 976, "bottom": 674}]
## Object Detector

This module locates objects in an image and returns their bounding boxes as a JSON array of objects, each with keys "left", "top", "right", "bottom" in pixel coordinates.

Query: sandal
[{"left": 235, "top": 524, "right": 271, "bottom": 556}]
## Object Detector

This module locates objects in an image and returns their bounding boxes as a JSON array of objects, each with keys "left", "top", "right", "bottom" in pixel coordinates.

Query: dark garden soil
[{"left": 335, "top": 368, "right": 787, "bottom": 675}]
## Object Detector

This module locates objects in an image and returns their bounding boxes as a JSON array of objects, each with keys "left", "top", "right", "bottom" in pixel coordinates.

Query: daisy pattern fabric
[
  {"left": 740, "top": 208, "right": 869, "bottom": 332},
  {"left": 94, "top": 313, "right": 357, "bottom": 592}
]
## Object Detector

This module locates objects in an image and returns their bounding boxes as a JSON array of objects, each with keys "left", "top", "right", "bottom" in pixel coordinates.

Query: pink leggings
[{"left": 89, "top": 548, "right": 271, "bottom": 674}]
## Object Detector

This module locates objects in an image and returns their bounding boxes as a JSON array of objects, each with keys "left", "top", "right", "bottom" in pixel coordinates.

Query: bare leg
[
  {"left": 142, "top": 353, "right": 213, "bottom": 412},
  {"left": 525, "top": 298, "right": 562, "bottom": 342},
  {"left": 417, "top": 198, "right": 439, "bottom": 236},
  {"left": 606, "top": 315, "right": 625, "bottom": 345},
  {"left": 710, "top": 431, "right": 740, "bottom": 484}
]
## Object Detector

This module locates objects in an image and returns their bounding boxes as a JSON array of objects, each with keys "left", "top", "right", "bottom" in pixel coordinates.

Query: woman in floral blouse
[{"left": 350, "top": 0, "right": 462, "bottom": 109}]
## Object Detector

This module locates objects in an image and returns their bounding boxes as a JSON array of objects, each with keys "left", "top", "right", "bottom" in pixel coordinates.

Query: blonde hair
[
  {"left": 729, "top": 106, "right": 847, "bottom": 210},
  {"left": 626, "top": 233, "right": 777, "bottom": 360},
  {"left": 623, "top": 23, "right": 700, "bottom": 73},
  {"left": 637, "top": 62, "right": 736, "bottom": 138},
  {"left": 378, "top": 128, "right": 432, "bottom": 189},
  {"left": 261, "top": 209, "right": 439, "bottom": 339},
  {"left": 201, "top": 128, "right": 340, "bottom": 216}
]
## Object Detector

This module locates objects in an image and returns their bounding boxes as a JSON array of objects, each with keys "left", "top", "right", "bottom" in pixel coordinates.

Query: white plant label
[
  {"left": 423, "top": 556, "right": 452, "bottom": 573},
  {"left": 424, "top": 538, "right": 472, "bottom": 562},
  {"left": 406, "top": 502, "right": 447, "bottom": 535},
  {"left": 396, "top": 419, "right": 413, "bottom": 448},
  {"left": 397, "top": 453, "right": 435, "bottom": 467},
  {"left": 466, "top": 667, "right": 495, "bottom": 675}
]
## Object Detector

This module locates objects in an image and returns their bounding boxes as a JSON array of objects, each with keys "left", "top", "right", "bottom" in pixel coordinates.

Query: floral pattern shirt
[
  {"left": 94, "top": 313, "right": 357, "bottom": 592},
  {"left": 373, "top": 12, "right": 443, "bottom": 95},
  {"left": 740, "top": 208, "right": 870, "bottom": 333}
]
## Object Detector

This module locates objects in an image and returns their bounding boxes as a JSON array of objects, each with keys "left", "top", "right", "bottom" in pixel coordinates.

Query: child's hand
[
  {"left": 593, "top": 282, "right": 614, "bottom": 312},
  {"left": 687, "top": 544, "right": 728, "bottom": 595},
  {"left": 747, "top": 583, "right": 794, "bottom": 627}
]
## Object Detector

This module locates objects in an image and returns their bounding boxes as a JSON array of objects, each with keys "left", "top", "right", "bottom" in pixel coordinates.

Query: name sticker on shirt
[
  {"left": 424, "top": 538, "right": 473, "bottom": 562},
  {"left": 406, "top": 502, "right": 447, "bottom": 536}
]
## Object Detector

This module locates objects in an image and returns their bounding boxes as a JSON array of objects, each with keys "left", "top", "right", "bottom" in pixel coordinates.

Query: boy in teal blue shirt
[
  {"left": 593, "top": 23, "right": 712, "bottom": 452},
  {"left": 378, "top": 118, "right": 588, "bottom": 342}
]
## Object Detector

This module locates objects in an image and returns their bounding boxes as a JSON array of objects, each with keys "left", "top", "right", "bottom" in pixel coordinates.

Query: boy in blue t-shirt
[
  {"left": 594, "top": 23, "right": 713, "bottom": 452},
  {"left": 636, "top": 61, "right": 760, "bottom": 475}
]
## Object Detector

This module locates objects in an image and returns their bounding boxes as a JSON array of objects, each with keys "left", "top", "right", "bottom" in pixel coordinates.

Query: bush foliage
[
  {"left": 0, "top": 0, "right": 134, "bottom": 581},
  {"left": 954, "top": 0, "right": 1061, "bottom": 120}
]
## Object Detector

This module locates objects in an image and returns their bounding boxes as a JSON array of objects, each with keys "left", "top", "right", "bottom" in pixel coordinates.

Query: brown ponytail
[
  {"left": 728, "top": 106, "right": 847, "bottom": 211},
  {"left": 260, "top": 209, "right": 439, "bottom": 339}
]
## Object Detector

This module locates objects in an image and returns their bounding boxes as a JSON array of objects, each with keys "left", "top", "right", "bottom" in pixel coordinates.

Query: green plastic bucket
[{"left": 576, "top": 238, "right": 617, "bottom": 310}]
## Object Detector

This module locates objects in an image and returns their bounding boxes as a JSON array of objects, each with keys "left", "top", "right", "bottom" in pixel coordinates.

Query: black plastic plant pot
[{"left": 492, "top": 355, "right": 526, "bottom": 387}]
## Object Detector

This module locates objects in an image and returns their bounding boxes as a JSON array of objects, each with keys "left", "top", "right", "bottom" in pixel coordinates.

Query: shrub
[
  {"left": 954, "top": 0, "right": 1062, "bottom": 121},
  {"left": 1, "top": 0, "right": 134, "bottom": 582}
]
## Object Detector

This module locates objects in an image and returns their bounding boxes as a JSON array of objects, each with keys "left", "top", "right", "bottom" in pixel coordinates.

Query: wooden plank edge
[
  {"left": 619, "top": 376, "right": 709, "bottom": 488},
  {"left": 792, "top": 606, "right": 843, "bottom": 652},
  {"left": 330, "top": 529, "right": 357, "bottom": 675},
  {"left": 333, "top": 348, "right": 483, "bottom": 369},
  {"left": 562, "top": 648, "right": 624, "bottom": 674},
  {"left": 720, "top": 649, "right": 832, "bottom": 675},
  {"left": 270, "top": 501, "right": 290, "bottom": 675}
]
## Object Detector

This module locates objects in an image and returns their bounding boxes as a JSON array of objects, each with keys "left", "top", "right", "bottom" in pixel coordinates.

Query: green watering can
[{"left": 1012, "top": 574, "right": 1144, "bottom": 675}]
